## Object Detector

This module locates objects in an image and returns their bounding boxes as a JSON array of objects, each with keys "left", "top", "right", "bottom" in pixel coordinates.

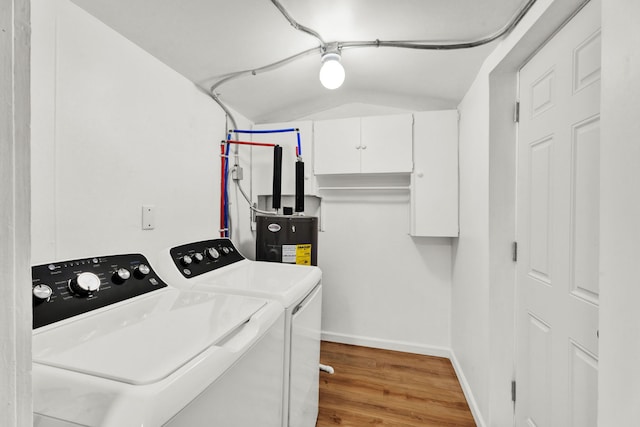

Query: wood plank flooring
[{"left": 316, "top": 341, "right": 476, "bottom": 427}]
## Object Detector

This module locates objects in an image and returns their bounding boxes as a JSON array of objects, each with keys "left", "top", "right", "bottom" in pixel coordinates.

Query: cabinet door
[
  {"left": 360, "top": 113, "right": 413, "bottom": 174},
  {"left": 252, "top": 121, "right": 314, "bottom": 198},
  {"left": 411, "top": 110, "right": 458, "bottom": 236},
  {"left": 313, "top": 117, "right": 361, "bottom": 175}
]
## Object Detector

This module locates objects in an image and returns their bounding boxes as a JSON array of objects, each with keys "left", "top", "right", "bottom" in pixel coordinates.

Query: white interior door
[{"left": 516, "top": 0, "right": 600, "bottom": 426}]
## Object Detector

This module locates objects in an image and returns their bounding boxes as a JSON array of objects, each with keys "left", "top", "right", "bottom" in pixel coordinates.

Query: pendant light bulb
[{"left": 319, "top": 52, "right": 345, "bottom": 90}]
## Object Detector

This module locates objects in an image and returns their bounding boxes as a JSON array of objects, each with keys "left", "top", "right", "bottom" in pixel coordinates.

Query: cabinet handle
[
  {"left": 356, "top": 145, "right": 361, "bottom": 150},
  {"left": 361, "top": 145, "right": 367, "bottom": 149},
  {"left": 417, "top": 171, "right": 424, "bottom": 178}
]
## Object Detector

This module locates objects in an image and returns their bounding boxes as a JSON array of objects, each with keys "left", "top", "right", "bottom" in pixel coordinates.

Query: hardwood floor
[{"left": 316, "top": 341, "right": 476, "bottom": 427}]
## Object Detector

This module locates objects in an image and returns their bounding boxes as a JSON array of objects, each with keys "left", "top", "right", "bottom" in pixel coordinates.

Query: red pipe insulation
[
  {"left": 226, "top": 139, "right": 276, "bottom": 148},
  {"left": 220, "top": 142, "right": 226, "bottom": 237}
]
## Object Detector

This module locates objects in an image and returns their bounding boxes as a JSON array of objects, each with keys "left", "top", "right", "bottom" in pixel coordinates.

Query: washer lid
[
  {"left": 32, "top": 288, "right": 266, "bottom": 385},
  {"left": 196, "top": 261, "right": 322, "bottom": 307}
]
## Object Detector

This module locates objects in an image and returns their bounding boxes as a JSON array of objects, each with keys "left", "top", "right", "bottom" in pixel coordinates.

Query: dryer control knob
[
  {"left": 112, "top": 267, "right": 131, "bottom": 284},
  {"left": 206, "top": 248, "right": 220, "bottom": 260},
  {"left": 134, "top": 264, "right": 150, "bottom": 279},
  {"left": 33, "top": 284, "right": 53, "bottom": 303},
  {"left": 221, "top": 246, "right": 231, "bottom": 256},
  {"left": 193, "top": 253, "right": 204, "bottom": 263},
  {"left": 180, "top": 255, "right": 193, "bottom": 266},
  {"left": 69, "top": 272, "right": 101, "bottom": 296}
]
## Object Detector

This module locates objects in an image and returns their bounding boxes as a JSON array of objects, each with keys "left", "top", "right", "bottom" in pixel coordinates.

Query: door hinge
[
  {"left": 511, "top": 380, "right": 517, "bottom": 402},
  {"left": 512, "top": 241, "right": 518, "bottom": 262},
  {"left": 514, "top": 101, "right": 520, "bottom": 123}
]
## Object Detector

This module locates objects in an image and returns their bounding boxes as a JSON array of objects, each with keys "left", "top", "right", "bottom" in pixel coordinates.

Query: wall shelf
[{"left": 317, "top": 186, "right": 410, "bottom": 191}]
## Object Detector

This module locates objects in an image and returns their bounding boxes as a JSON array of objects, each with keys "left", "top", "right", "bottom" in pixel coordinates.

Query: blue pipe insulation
[
  {"left": 228, "top": 128, "right": 303, "bottom": 156},
  {"left": 230, "top": 128, "right": 296, "bottom": 134}
]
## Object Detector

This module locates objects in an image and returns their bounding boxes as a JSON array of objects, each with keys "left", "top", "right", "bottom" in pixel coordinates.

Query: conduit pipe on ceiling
[
  {"left": 227, "top": 0, "right": 540, "bottom": 90},
  {"left": 270, "top": 0, "right": 325, "bottom": 45},
  {"left": 208, "top": 0, "right": 539, "bottom": 100},
  {"left": 210, "top": 47, "right": 321, "bottom": 94},
  {"left": 338, "top": 0, "right": 538, "bottom": 51}
]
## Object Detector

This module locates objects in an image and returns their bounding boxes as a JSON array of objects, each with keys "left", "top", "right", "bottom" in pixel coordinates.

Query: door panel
[
  {"left": 527, "top": 314, "right": 552, "bottom": 427},
  {"left": 570, "top": 117, "right": 600, "bottom": 305},
  {"left": 569, "top": 341, "right": 598, "bottom": 427},
  {"left": 516, "top": 0, "right": 600, "bottom": 425},
  {"left": 529, "top": 137, "right": 553, "bottom": 283}
]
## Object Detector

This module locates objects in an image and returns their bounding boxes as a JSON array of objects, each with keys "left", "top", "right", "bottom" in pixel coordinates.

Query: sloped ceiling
[{"left": 70, "top": 0, "right": 529, "bottom": 123}]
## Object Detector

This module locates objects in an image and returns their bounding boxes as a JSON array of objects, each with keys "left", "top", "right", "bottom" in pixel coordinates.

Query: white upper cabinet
[
  {"left": 313, "top": 117, "right": 361, "bottom": 175},
  {"left": 410, "top": 110, "right": 459, "bottom": 237},
  {"left": 314, "top": 114, "right": 413, "bottom": 175},
  {"left": 360, "top": 114, "right": 413, "bottom": 173}
]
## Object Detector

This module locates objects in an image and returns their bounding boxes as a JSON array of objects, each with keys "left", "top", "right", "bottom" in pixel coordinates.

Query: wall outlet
[{"left": 142, "top": 205, "right": 155, "bottom": 230}]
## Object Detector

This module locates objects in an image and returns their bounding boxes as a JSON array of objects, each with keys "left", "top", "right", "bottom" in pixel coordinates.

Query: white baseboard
[
  {"left": 449, "top": 351, "right": 487, "bottom": 427},
  {"left": 321, "top": 331, "right": 487, "bottom": 427},
  {"left": 321, "top": 331, "right": 451, "bottom": 358}
]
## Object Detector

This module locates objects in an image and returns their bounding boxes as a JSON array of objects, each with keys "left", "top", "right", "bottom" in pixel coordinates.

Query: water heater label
[
  {"left": 281, "top": 244, "right": 312, "bottom": 265},
  {"left": 282, "top": 245, "right": 297, "bottom": 263},
  {"left": 296, "top": 244, "right": 312, "bottom": 265}
]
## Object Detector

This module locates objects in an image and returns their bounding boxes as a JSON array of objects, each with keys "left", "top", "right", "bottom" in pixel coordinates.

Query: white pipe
[{"left": 319, "top": 363, "right": 334, "bottom": 374}]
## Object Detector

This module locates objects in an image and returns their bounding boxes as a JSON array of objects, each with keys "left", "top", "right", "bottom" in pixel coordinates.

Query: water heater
[{"left": 256, "top": 215, "right": 318, "bottom": 266}]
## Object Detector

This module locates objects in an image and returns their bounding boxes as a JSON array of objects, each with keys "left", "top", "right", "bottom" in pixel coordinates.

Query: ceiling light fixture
[{"left": 319, "top": 51, "right": 345, "bottom": 90}]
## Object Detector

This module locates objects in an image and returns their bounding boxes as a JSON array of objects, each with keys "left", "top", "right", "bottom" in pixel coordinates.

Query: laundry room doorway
[{"left": 515, "top": 0, "right": 600, "bottom": 425}]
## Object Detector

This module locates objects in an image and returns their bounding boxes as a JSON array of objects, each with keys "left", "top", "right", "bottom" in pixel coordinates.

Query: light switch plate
[{"left": 142, "top": 205, "right": 155, "bottom": 230}]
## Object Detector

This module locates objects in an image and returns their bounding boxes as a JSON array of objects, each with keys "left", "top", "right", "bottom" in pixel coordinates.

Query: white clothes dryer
[
  {"left": 156, "top": 238, "right": 322, "bottom": 427},
  {"left": 32, "top": 252, "right": 285, "bottom": 427}
]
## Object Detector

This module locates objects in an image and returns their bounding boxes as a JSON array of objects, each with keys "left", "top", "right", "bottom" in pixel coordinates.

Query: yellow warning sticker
[{"left": 296, "top": 244, "right": 312, "bottom": 265}]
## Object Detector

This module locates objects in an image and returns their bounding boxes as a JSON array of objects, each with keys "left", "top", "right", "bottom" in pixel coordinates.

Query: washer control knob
[
  {"left": 33, "top": 284, "right": 53, "bottom": 303},
  {"left": 193, "top": 253, "right": 204, "bottom": 263},
  {"left": 134, "top": 263, "right": 151, "bottom": 279},
  {"left": 69, "top": 272, "right": 101, "bottom": 296},
  {"left": 180, "top": 255, "right": 193, "bottom": 266},
  {"left": 206, "top": 248, "right": 220, "bottom": 260},
  {"left": 113, "top": 267, "right": 131, "bottom": 284},
  {"left": 221, "top": 246, "right": 231, "bottom": 256}
]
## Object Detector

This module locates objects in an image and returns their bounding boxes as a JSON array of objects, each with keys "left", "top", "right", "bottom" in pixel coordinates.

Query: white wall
[
  {"left": 1, "top": 0, "right": 32, "bottom": 424},
  {"left": 31, "top": 0, "right": 229, "bottom": 267},
  {"left": 598, "top": 0, "right": 640, "bottom": 425},
  {"left": 319, "top": 189, "right": 452, "bottom": 354},
  {"left": 453, "top": 72, "right": 491, "bottom": 422}
]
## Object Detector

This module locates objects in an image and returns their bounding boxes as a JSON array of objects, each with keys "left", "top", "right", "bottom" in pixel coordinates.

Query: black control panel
[
  {"left": 32, "top": 254, "right": 167, "bottom": 329},
  {"left": 170, "top": 239, "right": 244, "bottom": 279}
]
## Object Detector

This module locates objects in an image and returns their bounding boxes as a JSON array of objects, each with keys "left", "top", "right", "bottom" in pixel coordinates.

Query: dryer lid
[{"left": 32, "top": 289, "right": 267, "bottom": 385}]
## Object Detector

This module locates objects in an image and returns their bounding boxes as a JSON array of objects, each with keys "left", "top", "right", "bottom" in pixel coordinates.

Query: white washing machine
[
  {"left": 31, "top": 252, "right": 285, "bottom": 427},
  {"left": 156, "top": 238, "right": 322, "bottom": 427}
]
